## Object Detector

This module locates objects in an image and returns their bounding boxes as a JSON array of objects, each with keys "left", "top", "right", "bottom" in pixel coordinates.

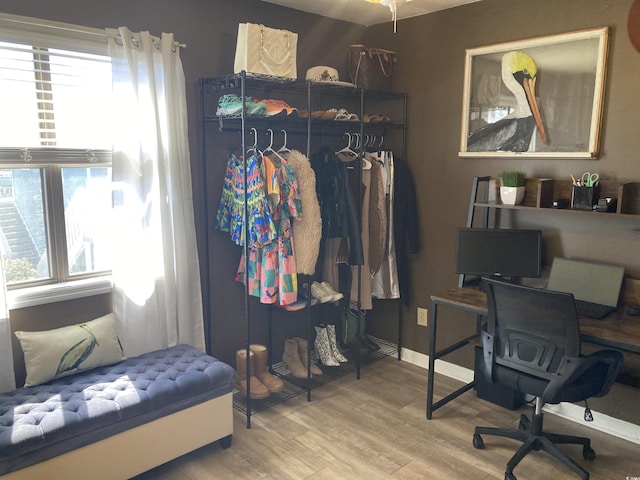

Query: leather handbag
[
  {"left": 234, "top": 23, "right": 298, "bottom": 79},
  {"left": 349, "top": 44, "right": 397, "bottom": 91},
  {"left": 341, "top": 308, "right": 366, "bottom": 346}
]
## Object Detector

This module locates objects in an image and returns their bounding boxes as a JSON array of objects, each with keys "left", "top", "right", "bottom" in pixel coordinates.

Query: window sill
[{"left": 8, "top": 276, "right": 113, "bottom": 310}]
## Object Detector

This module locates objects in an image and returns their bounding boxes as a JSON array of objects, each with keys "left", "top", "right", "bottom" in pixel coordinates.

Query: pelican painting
[
  {"left": 468, "top": 51, "right": 547, "bottom": 152},
  {"left": 55, "top": 323, "right": 100, "bottom": 377}
]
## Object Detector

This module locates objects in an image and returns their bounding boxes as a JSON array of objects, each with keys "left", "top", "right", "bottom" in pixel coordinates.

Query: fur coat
[{"left": 286, "top": 150, "right": 322, "bottom": 275}]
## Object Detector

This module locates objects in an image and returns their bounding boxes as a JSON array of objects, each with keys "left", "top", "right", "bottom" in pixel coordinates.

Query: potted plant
[{"left": 500, "top": 170, "right": 527, "bottom": 205}]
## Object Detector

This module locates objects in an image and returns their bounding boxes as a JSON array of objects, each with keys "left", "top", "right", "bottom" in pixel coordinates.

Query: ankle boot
[
  {"left": 359, "top": 335, "right": 380, "bottom": 352},
  {"left": 293, "top": 337, "right": 323, "bottom": 376},
  {"left": 235, "top": 349, "right": 270, "bottom": 399},
  {"left": 326, "top": 324, "right": 348, "bottom": 363},
  {"left": 283, "top": 338, "right": 310, "bottom": 379},
  {"left": 314, "top": 326, "right": 340, "bottom": 367},
  {"left": 250, "top": 344, "right": 284, "bottom": 393}
]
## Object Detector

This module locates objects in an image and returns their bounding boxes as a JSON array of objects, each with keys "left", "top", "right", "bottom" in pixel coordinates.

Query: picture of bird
[
  {"left": 55, "top": 323, "right": 100, "bottom": 377},
  {"left": 468, "top": 51, "right": 547, "bottom": 152}
]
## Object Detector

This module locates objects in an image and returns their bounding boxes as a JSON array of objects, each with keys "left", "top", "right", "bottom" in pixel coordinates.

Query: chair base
[{"left": 473, "top": 412, "right": 595, "bottom": 480}]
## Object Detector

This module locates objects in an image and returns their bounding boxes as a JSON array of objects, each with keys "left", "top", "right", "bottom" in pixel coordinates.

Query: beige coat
[{"left": 286, "top": 150, "right": 322, "bottom": 275}]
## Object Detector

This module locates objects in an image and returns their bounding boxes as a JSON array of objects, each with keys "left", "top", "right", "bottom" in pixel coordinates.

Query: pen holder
[{"left": 571, "top": 185, "right": 600, "bottom": 210}]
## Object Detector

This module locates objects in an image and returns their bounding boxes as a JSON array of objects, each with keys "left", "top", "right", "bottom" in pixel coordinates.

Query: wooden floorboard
[{"left": 132, "top": 358, "right": 640, "bottom": 479}]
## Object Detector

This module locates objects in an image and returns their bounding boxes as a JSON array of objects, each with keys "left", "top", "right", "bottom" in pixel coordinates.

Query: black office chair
[{"left": 473, "top": 278, "right": 623, "bottom": 480}]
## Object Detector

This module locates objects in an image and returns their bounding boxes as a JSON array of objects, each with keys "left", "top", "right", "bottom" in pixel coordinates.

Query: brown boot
[
  {"left": 235, "top": 349, "right": 270, "bottom": 399},
  {"left": 282, "top": 338, "right": 309, "bottom": 379},
  {"left": 293, "top": 337, "right": 323, "bottom": 376},
  {"left": 250, "top": 344, "right": 284, "bottom": 393}
]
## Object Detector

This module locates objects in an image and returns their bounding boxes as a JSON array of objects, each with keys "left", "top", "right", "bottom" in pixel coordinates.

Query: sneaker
[
  {"left": 282, "top": 286, "right": 319, "bottom": 311},
  {"left": 311, "top": 281, "right": 335, "bottom": 303},
  {"left": 253, "top": 98, "right": 298, "bottom": 117},
  {"left": 320, "top": 281, "right": 343, "bottom": 302},
  {"left": 216, "top": 94, "right": 267, "bottom": 117}
]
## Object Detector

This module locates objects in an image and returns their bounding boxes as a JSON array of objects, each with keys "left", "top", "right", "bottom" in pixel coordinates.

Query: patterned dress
[
  {"left": 215, "top": 151, "right": 276, "bottom": 248},
  {"left": 237, "top": 153, "right": 302, "bottom": 305}
]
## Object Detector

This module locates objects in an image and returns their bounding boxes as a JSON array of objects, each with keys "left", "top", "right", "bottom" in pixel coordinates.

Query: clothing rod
[{"left": 0, "top": 13, "right": 187, "bottom": 48}]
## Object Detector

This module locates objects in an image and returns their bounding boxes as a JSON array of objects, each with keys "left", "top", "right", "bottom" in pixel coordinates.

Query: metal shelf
[{"left": 232, "top": 337, "right": 398, "bottom": 415}]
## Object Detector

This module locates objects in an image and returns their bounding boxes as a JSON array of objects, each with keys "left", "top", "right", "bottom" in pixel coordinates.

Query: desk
[{"left": 426, "top": 287, "right": 640, "bottom": 420}]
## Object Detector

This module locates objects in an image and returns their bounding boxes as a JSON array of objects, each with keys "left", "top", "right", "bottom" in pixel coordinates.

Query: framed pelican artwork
[{"left": 459, "top": 27, "right": 609, "bottom": 158}]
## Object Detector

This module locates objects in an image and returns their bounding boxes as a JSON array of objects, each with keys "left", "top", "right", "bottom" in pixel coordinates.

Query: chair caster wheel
[
  {"left": 473, "top": 434, "right": 484, "bottom": 449},
  {"left": 505, "top": 473, "right": 517, "bottom": 480},
  {"left": 583, "top": 446, "right": 596, "bottom": 460}
]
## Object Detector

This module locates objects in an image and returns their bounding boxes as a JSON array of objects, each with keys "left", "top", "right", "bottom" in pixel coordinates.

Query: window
[{"left": 0, "top": 16, "right": 113, "bottom": 292}]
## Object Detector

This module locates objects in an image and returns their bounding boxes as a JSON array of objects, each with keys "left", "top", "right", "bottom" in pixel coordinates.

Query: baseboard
[{"left": 399, "top": 346, "right": 640, "bottom": 445}]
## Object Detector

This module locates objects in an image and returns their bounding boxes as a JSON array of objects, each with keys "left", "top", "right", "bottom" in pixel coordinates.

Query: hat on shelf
[{"left": 305, "top": 66, "right": 354, "bottom": 87}]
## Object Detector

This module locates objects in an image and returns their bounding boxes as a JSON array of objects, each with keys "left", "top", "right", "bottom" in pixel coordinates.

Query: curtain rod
[{"left": 0, "top": 13, "right": 187, "bottom": 48}]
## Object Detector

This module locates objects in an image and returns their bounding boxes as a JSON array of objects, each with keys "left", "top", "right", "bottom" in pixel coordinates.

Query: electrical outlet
[{"left": 417, "top": 307, "right": 428, "bottom": 327}]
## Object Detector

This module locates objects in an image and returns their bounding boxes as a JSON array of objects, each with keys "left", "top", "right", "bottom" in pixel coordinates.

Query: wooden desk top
[
  {"left": 431, "top": 287, "right": 640, "bottom": 354},
  {"left": 430, "top": 287, "right": 488, "bottom": 314}
]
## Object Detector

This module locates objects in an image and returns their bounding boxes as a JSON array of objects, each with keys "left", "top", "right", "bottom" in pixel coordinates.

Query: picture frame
[{"left": 459, "top": 27, "right": 609, "bottom": 158}]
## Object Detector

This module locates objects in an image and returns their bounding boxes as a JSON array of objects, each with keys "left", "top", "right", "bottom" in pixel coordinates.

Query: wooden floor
[{"left": 133, "top": 358, "right": 640, "bottom": 479}]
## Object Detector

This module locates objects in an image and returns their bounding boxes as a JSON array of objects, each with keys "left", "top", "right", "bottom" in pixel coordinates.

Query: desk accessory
[
  {"left": 571, "top": 184, "right": 600, "bottom": 210},
  {"left": 627, "top": 305, "right": 640, "bottom": 316},
  {"left": 595, "top": 197, "right": 617, "bottom": 212},
  {"left": 552, "top": 198, "right": 568, "bottom": 209}
]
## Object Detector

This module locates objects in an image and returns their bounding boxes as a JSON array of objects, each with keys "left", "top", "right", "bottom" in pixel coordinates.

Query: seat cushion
[
  {"left": 494, "top": 361, "right": 611, "bottom": 404},
  {"left": 0, "top": 344, "right": 235, "bottom": 475}
]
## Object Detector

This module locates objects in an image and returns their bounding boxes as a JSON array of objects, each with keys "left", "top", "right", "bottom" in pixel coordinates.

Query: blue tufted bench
[{"left": 0, "top": 344, "right": 235, "bottom": 479}]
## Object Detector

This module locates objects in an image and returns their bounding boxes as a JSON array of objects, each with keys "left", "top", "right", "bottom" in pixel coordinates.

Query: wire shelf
[{"left": 232, "top": 337, "right": 398, "bottom": 415}]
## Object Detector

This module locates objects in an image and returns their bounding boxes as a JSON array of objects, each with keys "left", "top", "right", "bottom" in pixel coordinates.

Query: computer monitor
[{"left": 455, "top": 228, "right": 543, "bottom": 281}]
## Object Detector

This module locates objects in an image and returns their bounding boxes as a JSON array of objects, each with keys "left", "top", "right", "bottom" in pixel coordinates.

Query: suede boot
[
  {"left": 235, "top": 349, "right": 270, "bottom": 399},
  {"left": 293, "top": 337, "right": 323, "bottom": 375},
  {"left": 250, "top": 344, "right": 284, "bottom": 393},
  {"left": 283, "top": 338, "right": 310, "bottom": 379}
]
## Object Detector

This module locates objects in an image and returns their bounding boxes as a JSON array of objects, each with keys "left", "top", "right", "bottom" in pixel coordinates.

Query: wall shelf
[{"left": 477, "top": 177, "right": 640, "bottom": 217}]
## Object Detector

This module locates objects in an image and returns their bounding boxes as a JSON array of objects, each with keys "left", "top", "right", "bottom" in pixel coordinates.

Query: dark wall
[
  {"left": 1, "top": 0, "right": 366, "bottom": 367},
  {"left": 3, "top": 0, "right": 639, "bottom": 422},
  {"left": 364, "top": 0, "right": 640, "bottom": 363}
]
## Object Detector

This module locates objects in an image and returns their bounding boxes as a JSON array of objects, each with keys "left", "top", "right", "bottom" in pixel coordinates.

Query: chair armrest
[{"left": 543, "top": 349, "right": 623, "bottom": 403}]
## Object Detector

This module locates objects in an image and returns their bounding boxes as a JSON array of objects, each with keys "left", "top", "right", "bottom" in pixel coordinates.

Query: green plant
[{"left": 500, "top": 170, "right": 527, "bottom": 187}]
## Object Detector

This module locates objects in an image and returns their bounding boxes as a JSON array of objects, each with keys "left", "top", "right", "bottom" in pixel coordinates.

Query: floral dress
[{"left": 237, "top": 153, "right": 302, "bottom": 305}]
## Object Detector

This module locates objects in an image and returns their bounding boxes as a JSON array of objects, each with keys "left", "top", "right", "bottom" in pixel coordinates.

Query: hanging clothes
[
  {"left": 392, "top": 157, "right": 420, "bottom": 307},
  {"left": 340, "top": 154, "right": 374, "bottom": 310},
  {"left": 371, "top": 150, "right": 400, "bottom": 300},
  {"left": 236, "top": 152, "right": 302, "bottom": 306},
  {"left": 365, "top": 152, "right": 387, "bottom": 277},
  {"left": 285, "top": 149, "right": 322, "bottom": 275},
  {"left": 215, "top": 150, "right": 277, "bottom": 248},
  {"left": 311, "top": 146, "right": 364, "bottom": 286}
]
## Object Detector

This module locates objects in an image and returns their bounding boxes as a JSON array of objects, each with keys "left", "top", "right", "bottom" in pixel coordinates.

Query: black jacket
[{"left": 311, "top": 146, "right": 364, "bottom": 266}]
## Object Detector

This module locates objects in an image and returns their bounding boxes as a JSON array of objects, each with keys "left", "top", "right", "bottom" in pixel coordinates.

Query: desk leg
[{"left": 426, "top": 301, "right": 437, "bottom": 420}]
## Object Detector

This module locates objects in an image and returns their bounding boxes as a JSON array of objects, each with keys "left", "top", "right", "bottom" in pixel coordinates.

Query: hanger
[
  {"left": 263, "top": 128, "right": 285, "bottom": 163},
  {"left": 278, "top": 129, "right": 291, "bottom": 153},
  {"left": 336, "top": 133, "right": 357, "bottom": 157},
  {"left": 246, "top": 128, "right": 263, "bottom": 157}
]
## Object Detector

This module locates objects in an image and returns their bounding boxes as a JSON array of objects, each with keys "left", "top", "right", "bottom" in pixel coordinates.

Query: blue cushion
[{"left": 0, "top": 344, "right": 235, "bottom": 475}]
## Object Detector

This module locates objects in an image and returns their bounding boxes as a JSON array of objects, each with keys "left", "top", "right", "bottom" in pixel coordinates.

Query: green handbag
[{"left": 341, "top": 308, "right": 366, "bottom": 346}]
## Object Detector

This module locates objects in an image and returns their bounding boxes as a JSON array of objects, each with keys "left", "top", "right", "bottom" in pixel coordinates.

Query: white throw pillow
[{"left": 15, "top": 313, "right": 125, "bottom": 387}]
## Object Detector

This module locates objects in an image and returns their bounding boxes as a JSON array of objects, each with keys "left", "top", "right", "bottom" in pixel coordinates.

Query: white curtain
[
  {"left": 0, "top": 256, "right": 15, "bottom": 393},
  {"left": 108, "top": 27, "right": 205, "bottom": 356}
]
